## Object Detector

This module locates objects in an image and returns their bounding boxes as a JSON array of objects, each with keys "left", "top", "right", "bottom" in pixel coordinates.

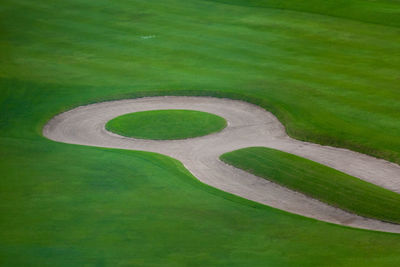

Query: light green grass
[
  {"left": 221, "top": 147, "right": 400, "bottom": 224},
  {"left": 1, "top": 0, "right": 400, "bottom": 265},
  {"left": 106, "top": 110, "right": 226, "bottom": 140}
]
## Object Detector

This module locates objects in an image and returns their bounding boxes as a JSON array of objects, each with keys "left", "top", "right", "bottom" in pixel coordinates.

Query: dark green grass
[
  {"left": 1, "top": 0, "right": 400, "bottom": 265},
  {"left": 221, "top": 147, "right": 400, "bottom": 224},
  {"left": 105, "top": 110, "right": 226, "bottom": 140},
  {"left": 210, "top": 0, "right": 400, "bottom": 28}
]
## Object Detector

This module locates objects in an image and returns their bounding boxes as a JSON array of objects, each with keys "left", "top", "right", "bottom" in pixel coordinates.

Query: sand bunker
[{"left": 43, "top": 96, "right": 400, "bottom": 233}]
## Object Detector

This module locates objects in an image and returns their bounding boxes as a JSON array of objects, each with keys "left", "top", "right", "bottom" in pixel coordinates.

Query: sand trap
[{"left": 43, "top": 96, "right": 400, "bottom": 233}]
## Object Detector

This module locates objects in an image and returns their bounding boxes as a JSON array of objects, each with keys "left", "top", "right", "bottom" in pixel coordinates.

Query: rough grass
[
  {"left": 221, "top": 147, "right": 400, "bottom": 224},
  {"left": 1, "top": 0, "right": 400, "bottom": 265},
  {"left": 105, "top": 110, "right": 227, "bottom": 140}
]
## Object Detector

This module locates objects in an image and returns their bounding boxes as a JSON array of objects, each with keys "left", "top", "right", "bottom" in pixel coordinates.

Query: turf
[
  {"left": 1, "top": 0, "right": 400, "bottom": 265},
  {"left": 2, "top": 0, "right": 400, "bottom": 164},
  {"left": 221, "top": 147, "right": 400, "bottom": 224},
  {"left": 105, "top": 109, "right": 226, "bottom": 140},
  {"left": 2, "top": 140, "right": 400, "bottom": 266},
  {"left": 211, "top": 0, "right": 400, "bottom": 28}
]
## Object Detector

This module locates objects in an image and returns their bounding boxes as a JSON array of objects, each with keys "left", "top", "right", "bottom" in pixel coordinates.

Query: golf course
[{"left": 1, "top": 0, "right": 400, "bottom": 266}]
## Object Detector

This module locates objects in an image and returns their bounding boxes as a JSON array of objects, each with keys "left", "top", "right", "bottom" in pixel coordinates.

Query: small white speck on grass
[{"left": 140, "top": 35, "right": 156, "bottom": 40}]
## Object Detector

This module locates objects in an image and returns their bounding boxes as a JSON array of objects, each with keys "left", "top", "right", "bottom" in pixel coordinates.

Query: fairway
[{"left": 1, "top": 0, "right": 400, "bottom": 266}]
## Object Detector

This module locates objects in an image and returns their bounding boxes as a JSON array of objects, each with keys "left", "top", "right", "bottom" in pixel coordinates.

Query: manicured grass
[
  {"left": 2, "top": 140, "right": 400, "bottom": 266},
  {"left": 221, "top": 147, "right": 400, "bottom": 224},
  {"left": 1, "top": 0, "right": 400, "bottom": 265},
  {"left": 211, "top": 0, "right": 400, "bottom": 27},
  {"left": 2, "top": 0, "right": 400, "bottom": 164},
  {"left": 106, "top": 110, "right": 226, "bottom": 140}
]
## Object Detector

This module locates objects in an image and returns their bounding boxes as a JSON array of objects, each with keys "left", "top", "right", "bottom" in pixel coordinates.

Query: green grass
[
  {"left": 1, "top": 0, "right": 400, "bottom": 265},
  {"left": 105, "top": 110, "right": 226, "bottom": 140},
  {"left": 211, "top": 0, "right": 400, "bottom": 28},
  {"left": 3, "top": 140, "right": 400, "bottom": 266},
  {"left": 221, "top": 147, "right": 400, "bottom": 224},
  {"left": 2, "top": 0, "right": 400, "bottom": 164}
]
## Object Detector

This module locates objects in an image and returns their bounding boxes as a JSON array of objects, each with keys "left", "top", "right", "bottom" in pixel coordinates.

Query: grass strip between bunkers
[
  {"left": 106, "top": 109, "right": 227, "bottom": 140},
  {"left": 221, "top": 147, "right": 400, "bottom": 224}
]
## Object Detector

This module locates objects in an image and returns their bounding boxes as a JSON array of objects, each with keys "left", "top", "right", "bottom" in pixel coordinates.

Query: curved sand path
[{"left": 43, "top": 96, "right": 400, "bottom": 233}]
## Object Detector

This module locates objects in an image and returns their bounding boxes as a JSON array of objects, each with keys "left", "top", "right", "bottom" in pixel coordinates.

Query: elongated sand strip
[{"left": 43, "top": 96, "right": 400, "bottom": 233}]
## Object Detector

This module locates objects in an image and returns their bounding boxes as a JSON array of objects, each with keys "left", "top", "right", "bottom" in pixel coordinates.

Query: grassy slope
[
  {"left": 2, "top": 140, "right": 400, "bottom": 266},
  {"left": 209, "top": 0, "right": 400, "bottom": 28},
  {"left": 221, "top": 147, "right": 400, "bottom": 224},
  {"left": 105, "top": 110, "right": 227, "bottom": 140},
  {"left": 2, "top": 0, "right": 400, "bottom": 163},
  {"left": 1, "top": 0, "right": 400, "bottom": 265}
]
